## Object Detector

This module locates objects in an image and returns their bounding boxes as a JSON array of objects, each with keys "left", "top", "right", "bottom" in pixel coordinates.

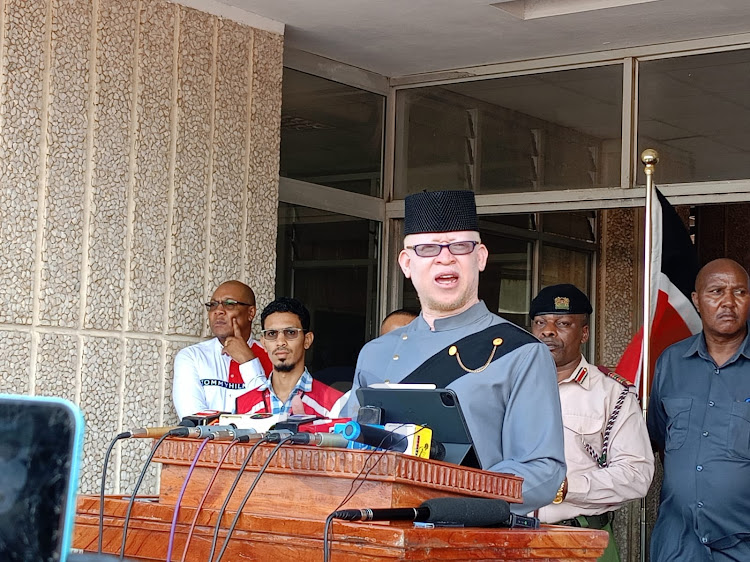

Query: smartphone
[{"left": 0, "top": 394, "right": 85, "bottom": 562}]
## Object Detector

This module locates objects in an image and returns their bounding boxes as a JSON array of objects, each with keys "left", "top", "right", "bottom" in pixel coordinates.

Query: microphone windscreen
[
  {"left": 422, "top": 497, "right": 510, "bottom": 527},
  {"left": 341, "top": 421, "right": 409, "bottom": 452},
  {"left": 430, "top": 440, "right": 446, "bottom": 461}
]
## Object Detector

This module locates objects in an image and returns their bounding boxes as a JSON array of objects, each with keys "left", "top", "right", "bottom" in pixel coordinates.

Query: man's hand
[{"left": 221, "top": 318, "right": 257, "bottom": 364}]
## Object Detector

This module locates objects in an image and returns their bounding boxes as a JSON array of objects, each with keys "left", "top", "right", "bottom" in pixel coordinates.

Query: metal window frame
[
  {"left": 388, "top": 33, "right": 750, "bottom": 87},
  {"left": 279, "top": 35, "right": 750, "bottom": 335},
  {"left": 284, "top": 47, "right": 389, "bottom": 95}
]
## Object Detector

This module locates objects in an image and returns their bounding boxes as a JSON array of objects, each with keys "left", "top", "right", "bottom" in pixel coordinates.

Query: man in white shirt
[{"left": 172, "top": 280, "right": 272, "bottom": 419}]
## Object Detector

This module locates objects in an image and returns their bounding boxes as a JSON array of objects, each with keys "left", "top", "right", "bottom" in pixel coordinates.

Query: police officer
[{"left": 530, "top": 284, "right": 654, "bottom": 562}]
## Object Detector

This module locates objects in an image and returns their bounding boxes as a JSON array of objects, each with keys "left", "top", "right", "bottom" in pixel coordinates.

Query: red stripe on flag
[
  {"left": 616, "top": 290, "right": 696, "bottom": 389},
  {"left": 614, "top": 188, "right": 701, "bottom": 395},
  {"left": 649, "top": 290, "right": 694, "bottom": 375},
  {"left": 616, "top": 333, "right": 643, "bottom": 386}
]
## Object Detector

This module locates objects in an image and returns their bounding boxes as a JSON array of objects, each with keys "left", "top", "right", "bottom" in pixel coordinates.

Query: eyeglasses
[
  {"left": 405, "top": 241, "right": 479, "bottom": 258},
  {"left": 260, "top": 328, "right": 306, "bottom": 340},
  {"left": 204, "top": 299, "right": 253, "bottom": 311}
]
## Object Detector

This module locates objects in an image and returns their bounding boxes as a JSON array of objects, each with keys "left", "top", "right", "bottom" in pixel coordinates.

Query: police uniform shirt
[{"left": 538, "top": 355, "right": 654, "bottom": 523}]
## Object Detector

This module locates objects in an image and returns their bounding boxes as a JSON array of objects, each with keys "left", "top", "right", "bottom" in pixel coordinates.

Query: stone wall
[{"left": 0, "top": 0, "right": 282, "bottom": 495}]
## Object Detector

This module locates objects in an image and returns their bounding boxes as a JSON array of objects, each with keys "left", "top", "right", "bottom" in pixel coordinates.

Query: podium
[{"left": 74, "top": 438, "right": 608, "bottom": 561}]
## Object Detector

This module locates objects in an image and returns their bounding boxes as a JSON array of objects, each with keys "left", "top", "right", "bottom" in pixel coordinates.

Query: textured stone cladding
[
  {"left": 598, "top": 207, "right": 638, "bottom": 368},
  {"left": 598, "top": 207, "right": 641, "bottom": 562},
  {"left": 0, "top": 0, "right": 282, "bottom": 495}
]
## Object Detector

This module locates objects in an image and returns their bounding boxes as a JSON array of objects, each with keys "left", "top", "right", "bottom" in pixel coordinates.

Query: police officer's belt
[
  {"left": 401, "top": 323, "right": 537, "bottom": 387},
  {"left": 554, "top": 512, "right": 613, "bottom": 530}
]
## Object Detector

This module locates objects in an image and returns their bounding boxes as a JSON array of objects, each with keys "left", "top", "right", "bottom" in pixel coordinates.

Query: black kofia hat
[
  {"left": 404, "top": 190, "right": 479, "bottom": 235},
  {"left": 529, "top": 284, "right": 593, "bottom": 318}
]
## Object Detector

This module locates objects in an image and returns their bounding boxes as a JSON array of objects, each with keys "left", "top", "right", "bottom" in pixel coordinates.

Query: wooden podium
[{"left": 74, "top": 438, "right": 608, "bottom": 561}]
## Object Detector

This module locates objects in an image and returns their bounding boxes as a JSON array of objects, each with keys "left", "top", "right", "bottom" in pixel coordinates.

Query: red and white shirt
[
  {"left": 236, "top": 368, "right": 346, "bottom": 418},
  {"left": 172, "top": 337, "right": 272, "bottom": 419}
]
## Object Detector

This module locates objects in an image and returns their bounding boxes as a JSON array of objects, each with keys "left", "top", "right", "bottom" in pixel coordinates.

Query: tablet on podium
[{"left": 356, "top": 387, "right": 480, "bottom": 468}]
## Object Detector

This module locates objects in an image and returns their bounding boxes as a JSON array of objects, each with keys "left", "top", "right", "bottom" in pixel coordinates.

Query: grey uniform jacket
[{"left": 348, "top": 301, "right": 566, "bottom": 514}]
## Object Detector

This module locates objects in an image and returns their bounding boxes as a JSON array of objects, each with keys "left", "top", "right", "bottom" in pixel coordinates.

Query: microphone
[
  {"left": 187, "top": 425, "right": 233, "bottom": 439},
  {"left": 505, "top": 512, "right": 541, "bottom": 529},
  {"left": 265, "top": 429, "right": 294, "bottom": 442},
  {"left": 186, "top": 425, "right": 264, "bottom": 441},
  {"left": 333, "top": 506, "right": 427, "bottom": 521},
  {"left": 288, "top": 432, "right": 350, "bottom": 448},
  {"left": 429, "top": 440, "right": 446, "bottom": 462},
  {"left": 232, "top": 428, "right": 265, "bottom": 443},
  {"left": 126, "top": 426, "right": 184, "bottom": 438},
  {"left": 332, "top": 497, "right": 538, "bottom": 528},
  {"left": 338, "top": 421, "right": 445, "bottom": 460},
  {"left": 339, "top": 421, "right": 408, "bottom": 452},
  {"left": 124, "top": 425, "right": 263, "bottom": 441}
]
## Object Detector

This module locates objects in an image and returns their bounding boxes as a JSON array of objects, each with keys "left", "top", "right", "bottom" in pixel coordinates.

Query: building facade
[{"left": 2, "top": 2, "right": 750, "bottom": 559}]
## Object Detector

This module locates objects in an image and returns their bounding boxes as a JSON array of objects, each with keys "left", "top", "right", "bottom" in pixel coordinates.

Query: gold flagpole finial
[{"left": 641, "top": 149, "right": 659, "bottom": 172}]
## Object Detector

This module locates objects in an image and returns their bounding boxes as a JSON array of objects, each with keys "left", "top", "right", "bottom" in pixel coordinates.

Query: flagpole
[
  {"left": 640, "top": 149, "right": 658, "bottom": 418},
  {"left": 640, "top": 148, "right": 659, "bottom": 562}
]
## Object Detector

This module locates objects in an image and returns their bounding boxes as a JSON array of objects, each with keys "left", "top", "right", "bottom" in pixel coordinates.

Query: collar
[
  {"left": 419, "top": 301, "right": 492, "bottom": 333},
  {"left": 259, "top": 367, "right": 313, "bottom": 394},
  {"left": 559, "top": 355, "right": 590, "bottom": 389},
  {"left": 684, "top": 322, "right": 750, "bottom": 364}
]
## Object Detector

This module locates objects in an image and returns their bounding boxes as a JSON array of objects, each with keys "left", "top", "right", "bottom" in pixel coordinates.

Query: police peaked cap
[
  {"left": 529, "top": 284, "right": 593, "bottom": 318},
  {"left": 404, "top": 190, "right": 479, "bottom": 235}
]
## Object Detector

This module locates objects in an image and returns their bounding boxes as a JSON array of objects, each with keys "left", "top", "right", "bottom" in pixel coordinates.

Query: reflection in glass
[
  {"left": 638, "top": 49, "right": 750, "bottom": 184},
  {"left": 396, "top": 65, "right": 623, "bottom": 197},
  {"left": 280, "top": 69, "right": 385, "bottom": 196},
  {"left": 276, "top": 203, "right": 380, "bottom": 391}
]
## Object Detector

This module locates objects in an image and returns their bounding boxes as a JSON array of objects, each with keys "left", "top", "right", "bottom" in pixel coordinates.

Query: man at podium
[{"left": 347, "top": 189, "right": 566, "bottom": 514}]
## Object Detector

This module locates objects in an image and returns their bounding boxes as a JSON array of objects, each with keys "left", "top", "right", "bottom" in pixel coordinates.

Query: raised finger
[{"left": 233, "top": 317, "right": 243, "bottom": 338}]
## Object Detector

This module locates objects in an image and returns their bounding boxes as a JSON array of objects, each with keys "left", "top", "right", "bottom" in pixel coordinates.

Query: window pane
[
  {"left": 538, "top": 245, "right": 592, "bottom": 357},
  {"left": 276, "top": 203, "right": 380, "bottom": 391},
  {"left": 482, "top": 234, "right": 533, "bottom": 329},
  {"left": 540, "top": 246, "right": 590, "bottom": 292},
  {"left": 395, "top": 65, "right": 623, "bottom": 197},
  {"left": 638, "top": 49, "right": 750, "bottom": 184},
  {"left": 542, "top": 211, "right": 595, "bottom": 241},
  {"left": 280, "top": 68, "right": 385, "bottom": 197},
  {"left": 482, "top": 214, "right": 535, "bottom": 231}
]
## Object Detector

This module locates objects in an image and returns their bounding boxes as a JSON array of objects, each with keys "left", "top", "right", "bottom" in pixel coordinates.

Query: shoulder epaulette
[{"left": 604, "top": 370, "right": 634, "bottom": 388}]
